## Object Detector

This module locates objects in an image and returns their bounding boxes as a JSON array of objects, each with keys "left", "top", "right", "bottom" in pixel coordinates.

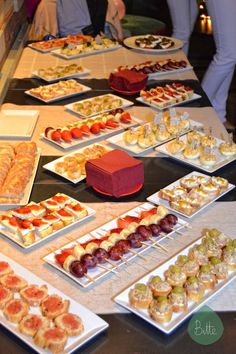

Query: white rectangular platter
[
  {"left": 0, "top": 252, "right": 108, "bottom": 353},
  {"left": 25, "top": 83, "right": 91, "bottom": 103},
  {"left": 114, "top": 236, "right": 236, "bottom": 334},
  {"left": 0, "top": 110, "right": 39, "bottom": 138},
  {"left": 0, "top": 195, "right": 96, "bottom": 249},
  {"left": 0, "top": 149, "right": 41, "bottom": 210},
  {"left": 65, "top": 94, "right": 134, "bottom": 118},
  {"left": 52, "top": 44, "right": 121, "bottom": 60},
  {"left": 155, "top": 134, "right": 236, "bottom": 173},
  {"left": 148, "top": 65, "right": 193, "bottom": 79},
  {"left": 43, "top": 202, "right": 188, "bottom": 288},
  {"left": 147, "top": 171, "right": 235, "bottom": 218},
  {"left": 106, "top": 119, "right": 202, "bottom": 156},
  {"left": 136, "top": 93, "right": 201, "bottom": 111},
  {"left": 43, "top": 143, "right": 113, "bottom": 183},
  {"left": 28, "top": 42, "right": 66, "bottom": 53},
  {"left": 41, "top": 115, "right": 141, "bottom": 151},
  {"left": 32, "top": 68, "right": 90, "bottom": 83}
]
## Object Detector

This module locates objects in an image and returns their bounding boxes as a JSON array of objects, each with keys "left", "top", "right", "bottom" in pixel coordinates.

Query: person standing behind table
[
  {"left": 202, "top": 0, "right": 236, "bottom": 126},
  {"left": 166, "top": 0, "right": 198, "bottom": 54}
]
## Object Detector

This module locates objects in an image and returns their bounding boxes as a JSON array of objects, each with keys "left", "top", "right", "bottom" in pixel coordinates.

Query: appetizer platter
[
  {"left": 0, "top": 253, "right": 108, "bottom": 353},
  {"left": 123, "top": 35, "right": 183, "bottom": 53},
  {"left": 0, "top": 110, "right": 39, "bottom": 138},
  {"left": 52, "top": 37, "right": 121, "bottom": 60},
  {"left": 65, "top": 94, "right": 134, "bottom": 118},
  {"left": 43, "top": 143, "right": 112, "bottom": 183},
  {"left": 114, "top": 228, "right": 236, "bottom": 334},
  {"left": 147, "top": 171, "right": 235, "bottom": 218},
  {"left": 0, "top": 142, "right": 40, "bottom": 209},
  {"left": 106, "top": 113, "right": 203, "bottom": 156},
  {"left": 136, "top": 83, "right": 201, "bottom": 111},
  {"left": 0, "top": 193, "right": 96, "bottom": 248},
  {"left": 44, "top": 203, "right": 188, "bottom": 288},
  {"left": 42, "top": 110, "right": 141, "bottom": 150},
  {"left": 25, "top": 79, "right": 91, "bottom": 103},
  {"left": 32, "top": 63, "right": 90, "bottom": 83},
  {"left": 155, "top": 131, "right": 236, "bottom": 173},
  {"left": 116, "top": 59, "right": 193, "bottom": 79}
]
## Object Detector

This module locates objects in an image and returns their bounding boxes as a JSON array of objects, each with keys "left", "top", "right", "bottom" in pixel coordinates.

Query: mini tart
[
  {"left": 211, "top": 176, "right": 228, "bottom": 190},
  {"left": 172, "top": 187, "right": 187, "bottom": 199},
  {"left": 179, "top": 177, "right": 199, "bottom": 190},
  {"left": 198, "top": 265, "right": 216, "bottom": 289},
  {"left": 41, "top": 294, "right": 70, "bottom": 319},
  {"left": 20, "top": 284, "right": 48, "bottom": 306},
  {"left": 188, "top": 187, "right": 209, "bottom": 202},
  {"left": 0, "top": 285, "right": 13, "bottom": 309},
  {"left": 201, "top": 182, "right": 220, "bottom": 196},
  {"left": 164, "top": 265, "right": 187, "bottom": 287},
  {"left": 169, "top": 286, "right": 188, "bottom": 312},
  {"left": 34, "top": 327, "right": 68, "bottom": 353},
  {"left": 19, "top": 314, "right": 50, "bottom": 337},
  {"left": 0, "top": 261, "right": 13, "bottom": 277},
  {"left": 166, "top": 139, "right": 185, "bottom": 155},
  {"left": 209, "top": 256, "right": 228, "bottom": 280},
  {"left": 148, "top": 296, "right": 173, "bottom": 324},
  {"left": 183, "top": 146, "right": 201, "bottom": 159},
  {"left": 158, "top": 188, "right": 175, "bottom": 202},
  {"left": 199, "top": 153, "right": 216, "bottom": 166},
  {"left": 188, "top": 244, "right": 209, "bottom": 265},
  {"left": 128, "top": 283, "right": 153, "bottom": 309},
  {"left": 4, "top": 299, "right": 29, "bottom": 323},
  {"left": 54, "top": 313, "right": 84, "bottom": 336},
  {"left": 0, "top": 274, "right": 28, "bottom": 292},
  {"left": 170, "top": 200, "right": 194, "bottom": 216},
  {"left": 185, "top": 276, "right": 205, "bottom": 302},
  {"left": 181, "top": 196, "right": 201, "bottom": 209},
  {"left": 147, "top": 276, "right": 172, "bottom": 297}
]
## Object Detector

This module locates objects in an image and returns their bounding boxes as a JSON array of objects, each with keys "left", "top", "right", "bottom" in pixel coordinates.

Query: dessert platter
[
  {"left": 32, "top": 63, "right": 90, "bottom": 83},
  {"left": 115, "top": 59, "right": 193, "bottom": 79},
  {"left": 0, "top": 142, "right": 40, "bottom": 209},
  {"left": 0, "top": 110, "right": 39, "bottom": 138},
  {"left": 156, "top": 131, "right": 236, "bottom": 173},
  {"left": 65, "top": 94, "right": 134, "bottom": 118},
  {"left": 28, "top": 34, "right": 94, "bottom": 53},
  {"left": 43, "top": 143, "right": 112, "bottom": 183},
  {"left": 0, "top": 193, "right": 96, "bottom": 248},
  {"left": 25, "top": 79, "right": 91, "bottom": 103},
  {"left": 136, "top": 83, "right": 201, "bottom": 111},
  {"left": 0, "top": 253, "right": 108, "bottom": 353},
  {"left": 114, "top": 228, "right": 236, "bottom": 334},
  {"left": 123, "top": 35, "right": 183, "bottom": 53},
  {"left": 44, "top": 203, "right": 188, "bottom": 288},
  {"left": 147, "top": 171, "right": 235, "bottom": 218},
  {"left": 42, "top": 110, "right": 141, "bottom": 150},
  {"left": 52, "top": 36, "right": 121, "bottom": 59},
  {"left": 106, "top": 111, "right": 203, "bottom": 155}
]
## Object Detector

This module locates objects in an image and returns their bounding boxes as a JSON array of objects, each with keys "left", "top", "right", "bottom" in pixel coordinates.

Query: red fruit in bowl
[
  {"left": 61, "top": 130, "right": 72, "bottom": 142},
  {"left": 90, "top": 123, "right": 100, "bottom": 134},
  {"left": 120, "top": 112, "right": 132, "bottom": 124},
  {"left": 70, "top": 127, "right": 83, "bottom": 139},
  {"left": 51, "top": 130, "right": 61, "bottom": 141}
]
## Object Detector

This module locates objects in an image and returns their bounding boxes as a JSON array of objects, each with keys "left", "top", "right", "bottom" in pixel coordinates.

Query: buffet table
[{"left": 0, "top": 40, "right": 236, "bottom": 354}]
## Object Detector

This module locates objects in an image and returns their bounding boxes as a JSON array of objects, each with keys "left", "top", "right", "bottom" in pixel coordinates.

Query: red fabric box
[
  {"left": 85, "top": 150, "right": 144, "bottom": 197},
  {"left": 108, "top": 69, "right": 147, "bottom": 92}
]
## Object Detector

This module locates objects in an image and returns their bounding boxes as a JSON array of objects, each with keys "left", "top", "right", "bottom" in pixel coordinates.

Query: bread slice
[
  {"left": 40, "top": 294, "right": 70, "bottom": 319},
  {"left": 34, "top": 327, "right": 68, "bottom": 352},
  {"left": 3, "top": 299, "right": 29, "bottom": 323},
  {"left": 19, "top": 314, "right": 50, "bottom": 337},
  {"left": 20, "top": 284, "right": 48, "bottom": 307},
  {"left": 0, "top": 273, "right": 28, "bottom": 292},
  {"left": 54, "top": 313, "right": 84, "bottom": 336},
  {"left": 0, "top": 285, "right": 13, "bottom": 309}
]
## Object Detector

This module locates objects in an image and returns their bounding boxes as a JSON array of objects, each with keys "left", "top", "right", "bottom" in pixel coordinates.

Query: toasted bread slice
[
  {"left": 3, "top": 299, "right": 29, "bottom": 323},
  {"left": 0, "top": 273, "right": 28, "bottom": 292},
  {"left": 54, "top": 313, "right": 84, "bottom": 336},
  {"left": 20, "top": 284, "right": 48, "bottom": 306},
  {"left": 19, "top": 314, "right": 50, "bottom": 337},
  {"left": 40, "top": 294, "right": 70, "bottom": 319},
  {"left": 34, "top": 327, "right": 68, "bottom": 352},
  {"left": 0, "top": 285, "right": 13, "bottom": 309}
]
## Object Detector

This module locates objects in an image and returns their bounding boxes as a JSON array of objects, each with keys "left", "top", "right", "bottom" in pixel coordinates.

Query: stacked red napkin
[
  {"left": 86, "top": 150, "right": 144, "bottom": 197},
  {"left": 109, "top": 69, "right": 147, "bottom": 92}
]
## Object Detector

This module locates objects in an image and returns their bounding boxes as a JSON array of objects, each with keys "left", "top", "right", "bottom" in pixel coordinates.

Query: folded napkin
[
  {"left": 109, "top": 69, "right": 147, "bottom": 91},
  {"left": 86, "top": 150, "right": 144, "bottom": 196}
]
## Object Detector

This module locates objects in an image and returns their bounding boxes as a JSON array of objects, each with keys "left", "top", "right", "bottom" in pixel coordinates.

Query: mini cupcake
[
  {"left": 185, "top": 276, "right": 205, "bottom": 302},
  {"left": 129, "top": 283, "right": 153, "bottom": 309},
  {"left": 209, "top": 256, "right": 228, "bottom": 280},
  {"left": 164, "top": 265, "right": 187, "bottom": 287},
  {"left": 198, "top": 264, "right": 216, "bottom": 289},
  {"left": 169, "top": 286, "right": 188, "bottom": 312},
  {"left": 147, "top": 275, "right": 172, "bottom": 297},
  {"left": 188, "top": 244, "right": 209, "bottom": 265},
  {"left": 148, "top": 296, "right": 173, "bottom": 323}
]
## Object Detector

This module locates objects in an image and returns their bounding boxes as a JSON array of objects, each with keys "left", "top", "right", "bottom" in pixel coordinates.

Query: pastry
[
  {"left": 209, "top": 256, "right": 228, "bottom": 280},
  {"left": 40, "top": 294, "right": 70, "bottom": 319},
  {"left": 175, "top": 255, "right": 199, "bottom": 276},
  {"left": 4, "top": 299, "right": 29, "bottom": 323},
  {"left": 188, "top": 244, "right": 209, "bottom": 265},
  {"left": 129, "top": 283, "right": 153, "bottom": 309},
  {"left": 0, "top": 274, "right": 28, "bottom": 292},
  {"left": 198, "top": 264, "right": 216, "bottom": 289},
  {"left": 169, "top": 286, "right": 188, "bottom": 312},
  {"left": 222, "top": 244, "right": 236, "bottom": 270},
  {"left": 164, "top": 265, "right": 187, "bottom": 287},
  {"left": 0, "top": 285, "right": 13, "bottom": 309},
  {"left": 54, "top": 313, "right": 84, "bottom": 336},
  {"left": 0, "top": 261, "right": 13, "bottom": 277},
  {"left": 19, "top": 314, "right": 50, "bottom": 337},
  {"left": 148, "top": 296, "right": 173, "bottom": 323},
  {"left": 20, "top": 284, "right": 48, "bottom": 306},
  {"left": 185, "top": 276, "right": 205, "bottom": 302},
  {"left": 34, "top": 327, "right": 68, "bottom": 353},
  {"left": 147, "top": 275, "right": 172, "bottom": 297}
]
